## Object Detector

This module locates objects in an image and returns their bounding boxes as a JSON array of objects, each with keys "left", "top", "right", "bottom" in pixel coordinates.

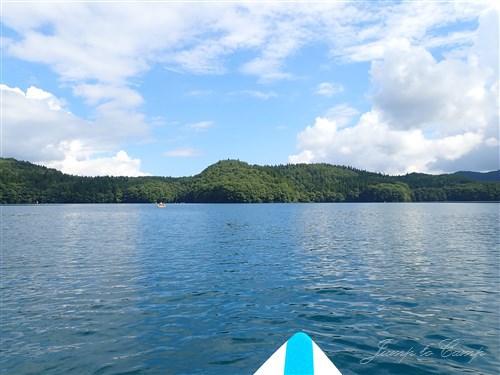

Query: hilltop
[{"left": 1, "top": 158, "right": 498, "bottom": 203}]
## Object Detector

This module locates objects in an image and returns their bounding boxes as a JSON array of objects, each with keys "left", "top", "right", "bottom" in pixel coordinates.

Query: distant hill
[
  {"left": 454, "top": 170, "right": 500, "bottom": 182},
  {"left": 1, "top": 158, "right": 499, "bottom": 203}
]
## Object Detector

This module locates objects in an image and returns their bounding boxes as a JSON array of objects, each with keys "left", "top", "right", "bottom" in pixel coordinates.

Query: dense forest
[{"left": 1, "top": 158, "right": 499, "bottom": 204}]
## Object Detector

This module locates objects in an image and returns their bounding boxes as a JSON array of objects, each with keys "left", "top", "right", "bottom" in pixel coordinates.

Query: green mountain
[
  {"left": 1, "top": 158, "right": 499, "bottom": 204},
  {"left": 454, "top": 170, "right": 500, "bottom": 182}
]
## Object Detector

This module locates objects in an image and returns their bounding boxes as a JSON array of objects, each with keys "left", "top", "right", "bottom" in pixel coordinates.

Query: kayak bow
[{"left": 254, "top": 332, "right": 342, "bottom": 375}]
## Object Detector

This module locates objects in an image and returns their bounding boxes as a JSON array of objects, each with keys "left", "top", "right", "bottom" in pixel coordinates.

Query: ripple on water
[{"left": 1, "top": 203, "right": 499, "bottom": 374}]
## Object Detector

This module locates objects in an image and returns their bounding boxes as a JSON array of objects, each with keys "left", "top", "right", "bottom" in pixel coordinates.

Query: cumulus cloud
[
  {"left": 2, "top": 2, "right": 497, "bottom": 175},
  {"left": 290, "top": 6, "right": 499, "bottom": 174},
  {"left": 289, "top": 111, "right": 487, "bottom": 174},
  {"left": 473, "top": 6, "right": 499, "bottom": 82},
  {"left": 370, "top": 38, "right": 496, "bottom": 135},
  {"left": 24, "top": 86, "right": 64, "bottom": 110},
  {"left": 1, "top": 85, "right": 148, "bottom": 176},
  {"left": 3, "top": 2, "right": 305, "bottom": 174},
  {"left": 1, "top": 84, "right": 84, "bottom": 162},
  {"left": 43, "top": 147, "right": 148, "bottom": 177}
]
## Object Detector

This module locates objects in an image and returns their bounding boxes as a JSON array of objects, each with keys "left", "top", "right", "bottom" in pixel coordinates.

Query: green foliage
[
  {"left": 1, "top": 158, "right": 499, "bottom": 204},
  {"left": 359, "top": 183, "right": 413, "bottom": 202},
  {"left": 445, "top": 182, "right": 500, "bottom": 201},
  {"left": 268, "top": 163, "right": 394, "bottom": 202},
  {"left": 396, "top": 172, "right": 471, "bottom": 188},
  {"left": 454, "top": 170, "right": 499, "bottom": 182},
  {"left": 413, "top": 187, "right": 447, "bottom": 202},
  {"left": 181, "top": 160, "right": 296, "bottom": 203}
]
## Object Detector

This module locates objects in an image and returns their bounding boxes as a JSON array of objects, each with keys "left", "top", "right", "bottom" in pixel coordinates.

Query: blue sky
[{"left": 1, "top": 1, "right": 498, "bottom": 177}]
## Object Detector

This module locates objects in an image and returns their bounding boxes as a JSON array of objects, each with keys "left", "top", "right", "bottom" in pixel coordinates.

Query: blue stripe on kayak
[{"left": 284, "top": 332, "right": 314, "bottom": 375}]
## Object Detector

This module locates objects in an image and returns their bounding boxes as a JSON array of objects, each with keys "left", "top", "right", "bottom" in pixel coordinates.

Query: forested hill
[
  {"left": 454, "top": 170, "right": 500, "bottom": 182},
  {"left": 1, "top": 158, "right": 499, "bottom": 203}
]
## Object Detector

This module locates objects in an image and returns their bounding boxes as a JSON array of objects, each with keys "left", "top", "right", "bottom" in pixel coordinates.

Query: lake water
[{"left": 1, "top": 203, "right": 499, "bottom": 374}]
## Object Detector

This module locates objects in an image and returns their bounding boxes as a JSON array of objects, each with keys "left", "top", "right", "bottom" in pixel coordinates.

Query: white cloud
[
  {"left": 72, "top": 83, "right": 144, "bottom": 108},
  {"left": 2, "top": 2, "right": 497, "bottom": 175},
  {"left": 324, "top": 104, "right": 359, "bottom": 126},
  {"left": 1, "top": 2, "right": 195, "bottom": 149},
  {"left": 1, "top": 84, "right": 83, "bottom": 161},
  {"left": 3, "top": 2, "right": 493, "bottom": 97},
  {"left": 314, "top": 82, "right": 344, "bottom": 98},
  {"left": 167, "top": 41, "right": 228, "bottom": 75},
  {"left": 328, "top": 1, "right": 488, "bottom": 62},
  {"left": 2, "top": 2, "right": 196, "bottom": 85},
  {"left": 1, "top": 85, "right": 148, "bottom": 176},
  {"left": 25, "top": 86, "right": 64, "bottom": 110},
  {"left": 370, "top": 38, "right": 496, "bottom": 135},
  {"left": 289, "top": 111, "right": 487, "bottom": 175},
  {"left": 234, "top": 2, "right": 336, "bottom": 82},
  {"left": 163, "top": 3, "right": 270, "bottom": 76},
  {"left": 289, "top": 149, "right": 315, "bottom": 164},
  {"left": 43, "top": 146, "right": 149, "bottom": 177},
  {"left": 3, "top": 2, "right": 493, "bottom": 87},
  {"left": 185, "top": 121, "right": 214, "bottom": 131},
  {"left": 241, "top": 57, "right": 294, "bottom": 83},
  {"left": 232, "top": 90, "right": 277, "bottom": 100},
  {"left": 473, "top": 6, "right": 499, "bottom": 82},
  {"left": 149, "top": 116, "right": 167, "bottom": 127},
  {"left": 164, "top": 147, "right": 203, "bottom": 158},
  {"left": 185, "top": 90, "right": 214, "bottom": 98},
  {"left": 290, "top": 10, "right": 499, "bottom": 175}
]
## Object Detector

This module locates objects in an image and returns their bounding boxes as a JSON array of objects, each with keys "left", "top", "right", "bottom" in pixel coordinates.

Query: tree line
[{"left": 1, "top": 158, "right": 498, "bottom": 204}]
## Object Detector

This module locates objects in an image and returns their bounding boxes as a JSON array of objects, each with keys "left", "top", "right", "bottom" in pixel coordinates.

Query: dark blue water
[{"left": 1, "top": 203, "right": 499, "bottom": 374}]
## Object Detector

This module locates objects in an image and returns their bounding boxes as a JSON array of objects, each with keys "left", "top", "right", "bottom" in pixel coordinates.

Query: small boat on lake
[{"left": 157, "top": 202, "right": 166, "bottom": 208}]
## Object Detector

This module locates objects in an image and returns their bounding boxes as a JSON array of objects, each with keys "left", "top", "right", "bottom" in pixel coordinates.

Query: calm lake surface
[{"left": 1, "top": 203, "right": 499, "bottom": 374}]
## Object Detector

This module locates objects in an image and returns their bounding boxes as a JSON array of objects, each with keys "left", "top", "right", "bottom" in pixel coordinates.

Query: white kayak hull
[{"left": 254, "top": 332, "right": 342, "bottom": 375}]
